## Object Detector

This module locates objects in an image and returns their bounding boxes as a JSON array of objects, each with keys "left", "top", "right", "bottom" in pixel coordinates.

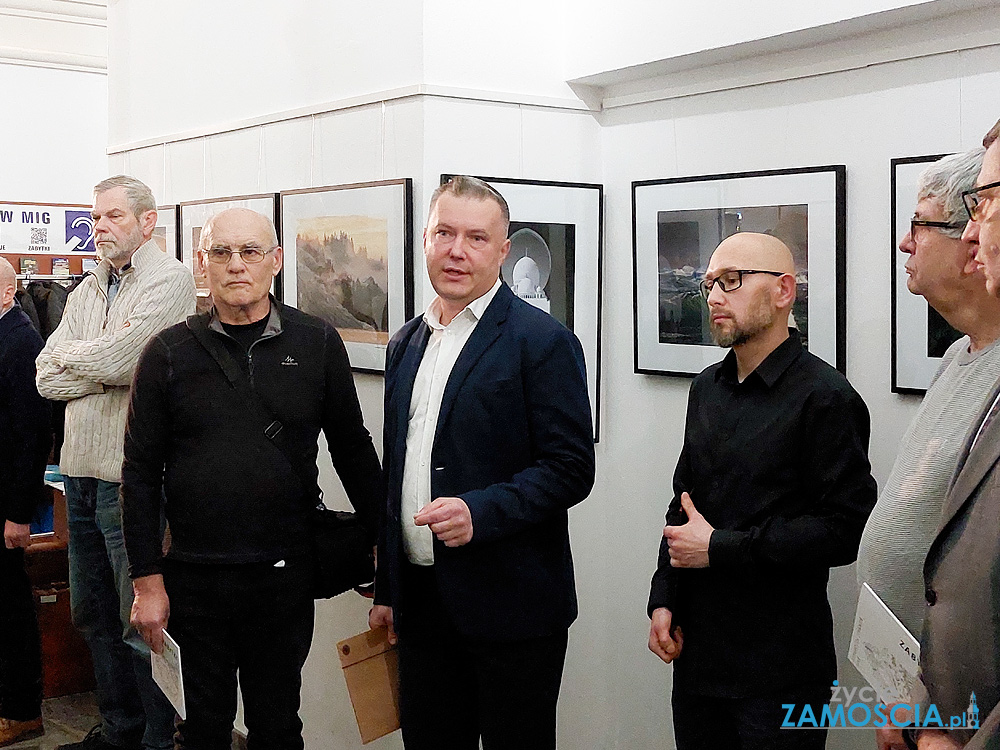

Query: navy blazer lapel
[
  {"left": 436, "top": 285, "right": 513, "bottom": 434},
  {"left": 390, "top": 320, "right": 431, "bottom": 423}
]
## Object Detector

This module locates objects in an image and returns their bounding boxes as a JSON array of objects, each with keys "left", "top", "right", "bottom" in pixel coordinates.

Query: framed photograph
[
  {"left": 442, "top": 174, "right": 604, "bottom": 440},
  {"left": 153, "top": 204, "right": 179, "bottom": 259},
  {"left": 891, "top": 154, "right": 962, "bottom": 394},
  {"left": 280, "top": 179, "right": 413, "bottom": 374},
  {"left": 179, "top": 193, "right": 280, "bottom": 314},
  {"left": 633, "top": 165, "right": 846, "bottom": 376}
]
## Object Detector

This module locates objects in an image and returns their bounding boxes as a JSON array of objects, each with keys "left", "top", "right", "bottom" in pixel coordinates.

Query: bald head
[
  {"left": 200, "top": 208, "right": 278, "bottom": 251},
  {"left": 0, "top": 257, "right": 16, "bottom": 313},
  {"left": 708, "top": 232, "right": 796, "bottom": 277}
]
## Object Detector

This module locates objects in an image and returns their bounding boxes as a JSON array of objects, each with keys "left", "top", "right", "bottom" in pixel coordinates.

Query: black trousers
[
  {"left": 672, "top": 688, "right": 830, "bottom": 750},
  {"left": 164, "top": 557, "right": 314, "bottom": 750},
  {"left": 397, "top": 563, "right": 568, "bottom": 750},
  {"left": 0, "top": 546, "right": 42, "bottom": 721}
]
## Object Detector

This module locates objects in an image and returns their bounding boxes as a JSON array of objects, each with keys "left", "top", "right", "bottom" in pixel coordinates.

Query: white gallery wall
[
  {"left": 104, "top": 1, "right": 1000, "bottom": 749},
  {"left": 0, "top": 0, "right": 107, "bottom": 201}
]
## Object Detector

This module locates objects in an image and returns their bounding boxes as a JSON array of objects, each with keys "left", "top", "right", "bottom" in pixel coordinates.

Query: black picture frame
[
  {"left": 440, "top": 174, "right": 604, "bottom": 440},
  {"left": 890, "top": 154, "right": 962, "bottom": 394},
  {"left": 153, "top": 204, "right": 180, "bottom": 260},
  {"left": 632, "top": 165, "right": 847, "bottom": 376}
]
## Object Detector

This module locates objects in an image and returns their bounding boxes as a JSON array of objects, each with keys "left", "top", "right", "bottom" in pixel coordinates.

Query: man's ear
[
  {"left": 775, "top": 273, "right": 797, "bottom": 308},
  {"left": 140, "top": 209, "right": 157, "bottom": 240},
  {"left": 962, "top": 241, "right": 982, "bottom": 275}
]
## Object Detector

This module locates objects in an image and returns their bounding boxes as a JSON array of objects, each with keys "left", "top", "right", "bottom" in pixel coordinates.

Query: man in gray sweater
[
  {"left": 36, "top": 176, "right": 195, "bottom": 750},
  {"left": 856, "top": 147, "right": 999, "bottom": 750}
]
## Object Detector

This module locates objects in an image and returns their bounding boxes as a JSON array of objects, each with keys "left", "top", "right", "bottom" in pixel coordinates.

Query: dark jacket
[
  {"left": 121, "top": 301, "right": 383, "bottom": 578},
  {"left": 24, "top": 280, "right": 68, "bottom": 340},
  {"left": 918, "top": 378, "right": 1000, "bottom": 748},
  {"left": 0, "top": 304, "right": 52, "bottom": 523},
  {"left": 376, "top": 284, "right": 596, "bottom": 641}
]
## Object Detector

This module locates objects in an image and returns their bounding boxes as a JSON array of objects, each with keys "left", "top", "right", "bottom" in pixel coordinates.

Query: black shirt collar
[{"left": 716, "top": 328, "right": 803, "bottom": 388}]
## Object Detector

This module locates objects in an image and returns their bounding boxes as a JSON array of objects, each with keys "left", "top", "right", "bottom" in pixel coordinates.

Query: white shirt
[{"left": 401, "top": 279, "right": 502, "bottom": 565}]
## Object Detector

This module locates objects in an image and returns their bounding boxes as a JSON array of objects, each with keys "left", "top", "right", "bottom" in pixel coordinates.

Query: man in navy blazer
[{"left": 369, "top": 176, "right": 595, "bottom": 750}]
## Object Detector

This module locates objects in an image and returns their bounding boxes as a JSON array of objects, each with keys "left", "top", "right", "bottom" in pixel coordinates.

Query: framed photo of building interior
[
  {"left": 891, "top": 154, "right": 962, "bottom": 394},
  {"left": 441, "top": 174, "right": 604, "bottom": 440},
  {"left": 153, "top": 204, "right": 179, "bottom": 259},
  {"left": 279, "top": 179, "right": 413, "bottom": 374},
  {"left": 179, "top": 193, "right": 280, "bottom": 314},
  {"left": 632, "top": 165, "right": 846, "bottom": 377}
]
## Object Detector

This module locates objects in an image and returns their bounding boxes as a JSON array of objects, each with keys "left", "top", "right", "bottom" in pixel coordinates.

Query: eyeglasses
[
  {"left": 910, "top": 219, "right": 967, "bottom": 238},
  {"left": 962, "top": 180, "right": 1000, "bottom": 221},
  {"left": 699, "top": 269, "right": 785, "bottom": 299},
  {"left": 202, "top": 245, "right": 276, "bottom": 264}
]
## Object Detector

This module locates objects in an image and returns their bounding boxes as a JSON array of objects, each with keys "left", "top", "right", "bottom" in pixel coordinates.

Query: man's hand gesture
[{"left": 664, "top": 493, "right": 713, "bottom": 568}]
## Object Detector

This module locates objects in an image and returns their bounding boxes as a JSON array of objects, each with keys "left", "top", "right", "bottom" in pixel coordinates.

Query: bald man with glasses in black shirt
[{"left": 647, "top": 232, "right": 877, "bottom": 750}]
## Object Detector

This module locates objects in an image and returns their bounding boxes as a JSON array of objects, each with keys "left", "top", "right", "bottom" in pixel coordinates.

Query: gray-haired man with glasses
[
  {"left": 910, "top": 118, "right": 1000, "bottom": 750},
  {"left": 121, "top": 208, "right": 383, "bottom": 749},
  {"left": 647, "top": 231, "right": 876, "bottom": 750},
  {"left": 854, "top": 147, "right": 1000, "bottom": 750}
]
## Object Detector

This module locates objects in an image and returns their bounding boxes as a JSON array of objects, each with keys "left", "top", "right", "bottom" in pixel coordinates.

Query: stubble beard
[
  {"left": 97, "top": 224, "right": 144, "bottom": 267},
  {"left": 709, "top": 290, "right": 775, "bottom": 348}
]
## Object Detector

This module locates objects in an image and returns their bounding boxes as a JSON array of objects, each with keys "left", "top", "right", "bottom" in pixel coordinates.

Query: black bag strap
[{"left": 185, "top": 316, "right": 319, "bottom": 506}]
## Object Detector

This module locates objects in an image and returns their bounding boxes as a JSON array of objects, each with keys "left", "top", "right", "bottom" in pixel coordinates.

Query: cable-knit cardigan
[{"left": 36, "top": 240, "right": 196, "bottom": 482}]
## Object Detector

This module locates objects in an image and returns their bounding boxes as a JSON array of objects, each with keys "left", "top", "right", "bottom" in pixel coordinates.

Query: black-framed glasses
[
  {"left": 962, "top": 179, "right": 1000, "bottom": 221},
  {"left": 202, "top": 245, "right": 276, "bottom": 264},
  {"left": 699, "top": 269, "right": 785, "bottom": 299},
  {"left": 910, "top": 219, "right": 967, "bottom": 238}
]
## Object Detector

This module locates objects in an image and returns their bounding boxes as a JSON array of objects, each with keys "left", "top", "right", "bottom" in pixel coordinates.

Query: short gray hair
[
  {"left": 429, "top": 175, "right": 509, "bottom": 232},
  {"left": 917, "top": 148, "right": 985, "bottom": 237},
  {"left": 93, "top": 175, "right": 156, "bottom": 220}
]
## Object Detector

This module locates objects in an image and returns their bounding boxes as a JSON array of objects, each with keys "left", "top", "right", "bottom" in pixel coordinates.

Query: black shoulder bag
[{"left": 186, "top": 317, "right": 375, "bottom": 599}]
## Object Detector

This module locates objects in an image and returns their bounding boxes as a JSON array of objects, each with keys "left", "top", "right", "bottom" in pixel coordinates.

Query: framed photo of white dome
[{"left": 440, "top": 175, "right": 603, "bottom": 441}]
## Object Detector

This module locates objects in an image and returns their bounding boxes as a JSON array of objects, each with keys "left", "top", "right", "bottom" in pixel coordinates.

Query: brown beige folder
[{"left": 337, "top": 628, "right": 400, "bottom": 744}]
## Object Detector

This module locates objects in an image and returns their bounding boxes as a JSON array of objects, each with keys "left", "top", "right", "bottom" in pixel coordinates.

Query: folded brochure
[
  {"left": 848, "top": 582, "right": 920, "bottom": 704},
  {"left": 151, "top": 629, "right": 186, "bottom": 720}
]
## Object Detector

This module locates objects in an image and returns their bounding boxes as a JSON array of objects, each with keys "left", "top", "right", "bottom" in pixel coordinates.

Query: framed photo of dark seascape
[{"left": 632, "top": 166, "right": 846, "bottom": 376}]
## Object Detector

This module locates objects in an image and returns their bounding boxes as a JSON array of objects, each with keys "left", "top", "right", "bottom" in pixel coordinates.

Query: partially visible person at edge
[
  {"left": 856, "top": 147, "right": 997, "bottom": 750},
  {"left": 0, "top": 257, "right": 51, "bottom": 747},
  {"left": 910, "top": 117, "right": 1000, "bottom": 750}
]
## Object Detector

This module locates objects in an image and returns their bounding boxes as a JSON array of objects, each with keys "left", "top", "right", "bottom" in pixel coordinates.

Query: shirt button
[{"left": 925, "top": 587, "right": 937, "bottom": 605}]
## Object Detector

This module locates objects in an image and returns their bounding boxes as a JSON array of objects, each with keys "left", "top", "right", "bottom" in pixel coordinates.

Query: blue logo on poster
[{"left": 65, "top": 210, "right": 95, "bottom": 252}]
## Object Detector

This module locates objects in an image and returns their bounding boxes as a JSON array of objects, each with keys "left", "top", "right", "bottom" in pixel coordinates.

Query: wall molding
[
  {"left": 0, "top": 0, "right": 106, "bottom": 25},
  {"left": 570, "top": 0, "right": 1000, "bottom": 110},
  {"left": 0, "top": 45, "right": 106, "bottom": 73},
  {"left": 106, "top": 84, "right": 592, "bottom": 155}
]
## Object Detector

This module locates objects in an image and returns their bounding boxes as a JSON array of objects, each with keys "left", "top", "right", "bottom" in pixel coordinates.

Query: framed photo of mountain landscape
[
  {"left": 632, "top": 165, "right": 846, "bottom": 377},
  {"left": 441, "top": 174, "right": 604, "bottom": 440},
  {"left": 891, "top": 154, "right": 962, "bottom": 394},
  {"left": 280, "top": 179, "right": 414, "bottom": 373},
  {"left": 179, "top": 193, "right": 280, "bottom": 314}
]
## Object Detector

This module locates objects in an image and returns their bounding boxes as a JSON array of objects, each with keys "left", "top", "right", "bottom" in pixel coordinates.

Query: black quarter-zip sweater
[{"left": 121, "top": 300, "right": 383, "bottom": 579}]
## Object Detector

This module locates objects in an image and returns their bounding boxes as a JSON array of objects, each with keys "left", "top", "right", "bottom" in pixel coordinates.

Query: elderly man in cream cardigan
[{"left": 36, "top": 176, "right": 194, "bottom": 750}]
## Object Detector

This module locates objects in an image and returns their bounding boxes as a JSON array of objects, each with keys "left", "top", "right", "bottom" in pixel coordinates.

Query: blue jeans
[{"left": 65, "top": 476, "right": 175, "bottom": 750}]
